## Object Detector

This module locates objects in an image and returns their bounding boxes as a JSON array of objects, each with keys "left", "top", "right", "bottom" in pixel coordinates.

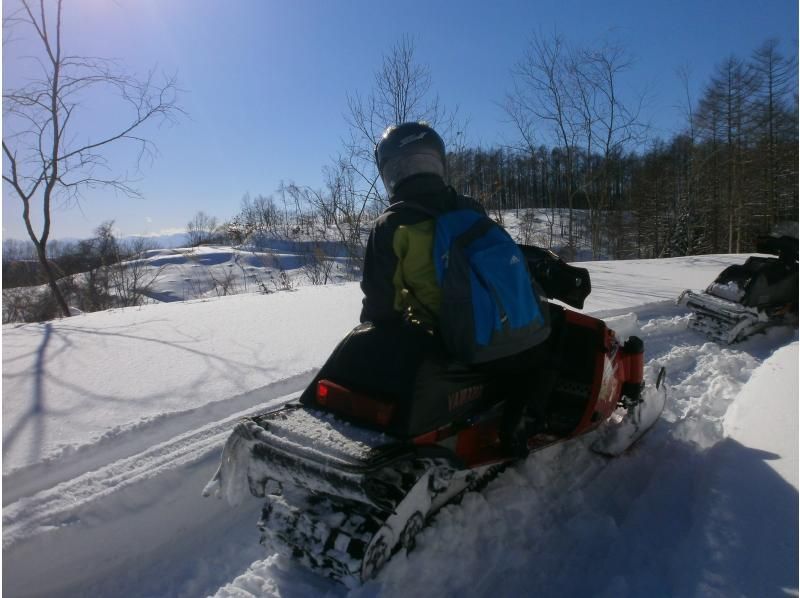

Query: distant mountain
[
  {"left": 122, "top": 232, "right": 189, "bottom": 249},
  {"left": 3, "top": 231, "right": 189, "bottom": 250}
]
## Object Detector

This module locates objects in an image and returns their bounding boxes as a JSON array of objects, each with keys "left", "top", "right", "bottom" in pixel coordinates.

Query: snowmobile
[
  {"left": 204, "top": 247, "right": 666, "bottom": 587},
  {"left": 679, "top": 231, "right": 798, "bottom": 344}
]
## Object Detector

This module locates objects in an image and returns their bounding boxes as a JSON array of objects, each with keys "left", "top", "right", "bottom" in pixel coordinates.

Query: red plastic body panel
[
  {"left": 316, "top": 379, "right": 395, "bottom": 427},
  {"left": 621, "top": 351, "right": 644, "bottom": 384},
  {"left": 317, "top": 308, "right": 646, "bottom": 468},
  {"left": 444, "top": 310, "right": 642, "bottom": 465}
]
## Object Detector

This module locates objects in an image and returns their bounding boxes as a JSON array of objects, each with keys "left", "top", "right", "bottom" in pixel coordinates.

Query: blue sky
[{"left": 2, "top": 0, "right": 797, "bottom": 240}]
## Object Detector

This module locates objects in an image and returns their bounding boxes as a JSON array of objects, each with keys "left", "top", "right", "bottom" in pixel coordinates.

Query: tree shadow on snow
[
  {"left": 2, "top": 322, "right": 52, "bottom": 465},
  {"left": 2, "top": 318, "right": 281, "bottom": 472}
]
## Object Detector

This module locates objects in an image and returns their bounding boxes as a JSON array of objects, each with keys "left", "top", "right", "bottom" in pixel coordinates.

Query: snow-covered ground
[
  {"left": 2, "top": 255, "right": 797, "bottom": 597},
  {"left": 132, "top": 244, "right": 353, "bottom": 303}
]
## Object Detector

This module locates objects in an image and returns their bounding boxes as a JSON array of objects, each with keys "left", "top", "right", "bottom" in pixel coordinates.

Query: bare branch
[{"left": 2, "top": 0, "right": 183, "bottom": 318}]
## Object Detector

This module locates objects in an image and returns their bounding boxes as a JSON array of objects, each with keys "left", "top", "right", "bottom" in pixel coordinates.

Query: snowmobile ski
[{"left": 591, "top": 366, "right": 667, "bottom": 457}]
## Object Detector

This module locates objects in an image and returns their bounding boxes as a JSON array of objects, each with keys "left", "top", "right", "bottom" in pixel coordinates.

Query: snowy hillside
[
  {"left": 1, "top": 208, "right": 636, "bottom": 323},
  {"left": 2, "top": 255, "right": 797, "bottom": 597},
  {"left": 133, "top": 244, "right": 352, "bottom": 302}
]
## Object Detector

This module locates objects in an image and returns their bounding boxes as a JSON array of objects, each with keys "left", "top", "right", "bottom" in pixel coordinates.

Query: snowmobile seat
[
  {"left": 755, "top": 235, "right": 798, "bottom": 264},
  {"left": 709, "top": 256, "right": 798, "bottom": 308},
  {"left": 299, "top": 320, "right": 495, "bottom": 438},
  {"left": 299, "top": 303, "right": 632, "bottom": 443}
]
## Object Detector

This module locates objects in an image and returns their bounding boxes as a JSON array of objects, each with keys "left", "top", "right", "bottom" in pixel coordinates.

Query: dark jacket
[{"left": 360, "top": 174, "right": 486, "bottom": 324}]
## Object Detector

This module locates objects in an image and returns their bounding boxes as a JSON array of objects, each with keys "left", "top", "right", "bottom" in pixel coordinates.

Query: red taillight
[
  {"left": 315, "top": 379, "right": 394, "bottom": 427},
  {"left": 317, "top": 381, "right": 329, "bottom": 404}
]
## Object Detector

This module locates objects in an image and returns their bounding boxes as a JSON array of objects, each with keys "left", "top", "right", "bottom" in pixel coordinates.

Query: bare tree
[
  {"left": 302, "top": 245, "right": 337, "bottom": 286},
  {"left": 506, "top": 32, "right": 580, "bottom": 254},
  {"left": 283, "top": 36, "right": 464, "bottom": 281},
  {"left": 80, "top": 221, "right": 118, "bottom": 311},
  {"left": 341, "top": 36, "right": 463, "bottom": 216},
  {"left": 65, "top": 221, "right": 163, "bottom": 310},
  {"left": 109, "top": 237, "right": 164, "bottom": 306},
  {"left": 186, "top": 211, "right": 220, "bottom": 246},
  {"left": 507, "top": 32, "right": 647, "bottom": 258},
  {"left": 344, "top": 36, "right": 453, "bottom": 193},
  {"left": 283, "top": 164, "right": 368, "bottom": 275},
  {"left": 2, "top": 0, "right": 182, "bottom": 317},
  {"left": 582, "top": 41, "right": 647, "bottom": 257},
  {"left": 670, "top": 62, "right": 698, "bottom": 255},
  {"left": 750, "top": 39, "right": 798, "bottom": 230},
  {"left": 698, "top": 56, "right": 759, "bottom": 252}
]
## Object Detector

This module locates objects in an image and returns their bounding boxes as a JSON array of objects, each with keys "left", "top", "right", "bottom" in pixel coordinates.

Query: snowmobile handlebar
[
  {"left": 519, "top": 245, "right": 591, "bottom": 310},
  {"left": 755, "top": 235, "right": 798, "bottom": 264}
]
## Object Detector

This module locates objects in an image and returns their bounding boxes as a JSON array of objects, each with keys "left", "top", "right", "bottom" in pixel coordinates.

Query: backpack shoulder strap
[{"left": 453, "top": 216, "right": 496, "bottom": 249}]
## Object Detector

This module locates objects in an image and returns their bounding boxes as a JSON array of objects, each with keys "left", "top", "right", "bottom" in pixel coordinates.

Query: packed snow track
[{"left": 2, "top": 380, "right": 311, "bottom": 598}]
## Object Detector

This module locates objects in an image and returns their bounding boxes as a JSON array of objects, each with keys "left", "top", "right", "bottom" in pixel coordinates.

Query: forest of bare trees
[
  {"left": 268, "top": 34, "right": 797, "bottom": 264},
  {"left": 453, "top": 36, "right": 798, "bottom": 260}
]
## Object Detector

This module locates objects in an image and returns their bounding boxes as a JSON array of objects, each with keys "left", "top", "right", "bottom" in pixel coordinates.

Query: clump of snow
[{"left": 708, "top": 280, "right": 746, "bottom": 302}]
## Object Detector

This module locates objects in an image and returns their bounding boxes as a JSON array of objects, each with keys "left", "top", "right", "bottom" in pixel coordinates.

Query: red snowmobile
[{"left": 205, "top": 247, "right": 666, "bottom": 586}]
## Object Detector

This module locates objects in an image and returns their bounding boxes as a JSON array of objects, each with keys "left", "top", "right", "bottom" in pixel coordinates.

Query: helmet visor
[{"left": 379, "top": 153, "right": 446, "bottom": 195}]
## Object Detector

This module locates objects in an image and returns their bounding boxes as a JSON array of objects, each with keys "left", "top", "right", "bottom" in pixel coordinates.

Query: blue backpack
[{"left": 405, "top": 203, "right": 550, "bottom": 364}]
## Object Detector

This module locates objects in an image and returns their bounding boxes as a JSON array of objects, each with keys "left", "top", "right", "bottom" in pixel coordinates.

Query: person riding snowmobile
[
  {"left": 361, "top": 122, "right": 560, "bottom": 455},
  {"left": 360, "top": 122, "right": 484, "bottom": 326}
]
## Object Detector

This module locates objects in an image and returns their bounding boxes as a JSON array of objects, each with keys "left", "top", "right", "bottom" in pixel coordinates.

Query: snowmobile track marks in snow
[
  {"left": 2, "top": 372, "right": 314, "bottom": 507},
  {"left": 2, "top": 391, "right": 306, "bottom": 597}
]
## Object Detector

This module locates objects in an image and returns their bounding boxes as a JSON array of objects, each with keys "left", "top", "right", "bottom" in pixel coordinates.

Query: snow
[
  {"left": 658, "top": 341, "right": 800, "bottom": 597},
  {"left": 2, "top": 285, "right": 361, "bottom": 490},
  {"left": 709, "top": 280, "right": 746, "bottom": 302},
  {"left": 133, "top": 245, "right": 351, "bottom": 303},
  {"left": 2, "top": 253, "right": 797, "bottom": 597},
  {"left": 724, "top": 342, "right": 799, "bottom": 489}
]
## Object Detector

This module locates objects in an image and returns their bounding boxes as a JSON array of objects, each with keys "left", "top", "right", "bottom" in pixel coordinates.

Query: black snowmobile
[
  {"left": 679, "top": 231, "right": 798, "bottom": 343},
  {"left": 205, "top": 247, "right": 666, "bottom": 586}
]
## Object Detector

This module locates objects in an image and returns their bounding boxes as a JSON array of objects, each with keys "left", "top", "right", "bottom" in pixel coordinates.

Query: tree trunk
[{"left": 34, "top": 242, "right": 71, "bottom": 317}]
